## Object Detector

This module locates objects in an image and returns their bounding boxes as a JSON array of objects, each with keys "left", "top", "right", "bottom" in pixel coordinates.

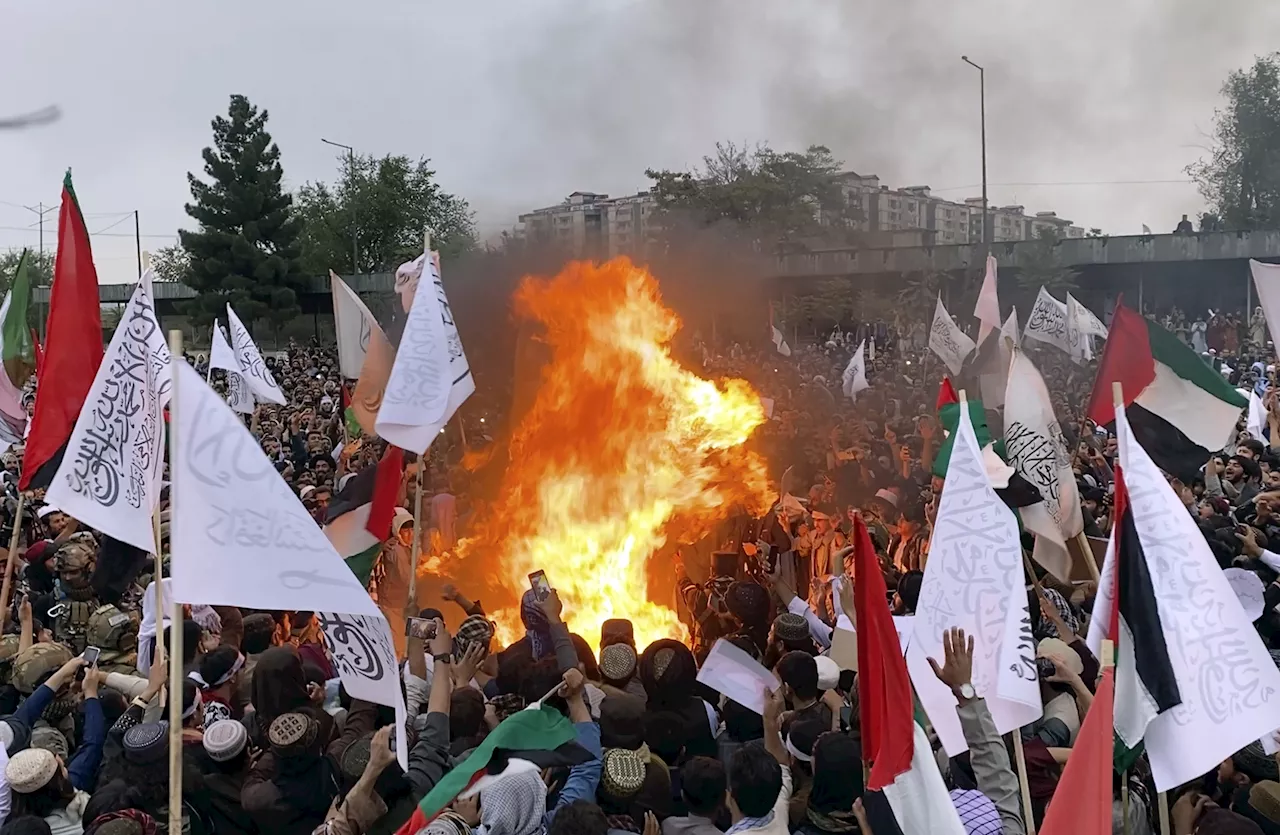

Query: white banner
[
  {"left": 974, "top": 255, "right": 1001, "bottom": 345},
  {"left": 46, "top": 278, "right": 172, "bottom": 554},
  {"left": 841, "top": 340, "right": 869, "bottom": 402},
  {"left": 209, "top": 324, "right": 254, "bottom": 415},
  {"left": 1247, "top": 388, "right": 1268, "bottom": 441},
  {"left": 1000, "top": 308, "right": 1020, "bottom": 347},
  {"left": 226, "top": 305, "right": 286, "bottom": 405},
  {"left": 318, "top": 612, "right": 408, "bottom": 770},
  {"left": 771, "top": 325, "right": 791, "bottom": 358},
  {"left": 1068, "top": 293, "right": 1108, "bottom": 338},
  {"left": 906, "top": 401, "right": 1042, "bottom": 756},
  {"left": 331, "top": 272, "right": 379, "bottom": 380},
  {"left": 1003, "top": 350, "right": 1083, "bottom": 581},
  {"left": 376, "top": 251, "right": 474, "bottom": 454},
  {"left": 1023, "top": 287, "right": 1072, "bottom": 354},
  {"left": 928, "top": 296, "right": 975, "bottom": 377},
  {"left": 1087, "top": 403, "right": 1280, "bottom": 790},
  {"left": 170, "top": 361, "right": 373, "bottom": 613}
]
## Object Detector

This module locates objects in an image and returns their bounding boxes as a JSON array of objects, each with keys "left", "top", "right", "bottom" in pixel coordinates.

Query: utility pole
[
  {"left": 321, "top": 138, "right": 358, "bottom": 275},
  {"left": 961, "top": 56, "right": 989, "bottom": 259},
  {"left": 135, "top": 210, "right": 142, "bottom": 278}
]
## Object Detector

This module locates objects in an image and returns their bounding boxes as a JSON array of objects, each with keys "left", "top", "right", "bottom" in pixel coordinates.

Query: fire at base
[{"left": 452, "top": 257, "right": 773, "bottom": 650}]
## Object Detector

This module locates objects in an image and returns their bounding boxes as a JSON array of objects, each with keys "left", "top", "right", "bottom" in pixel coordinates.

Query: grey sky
[{"left": 3, "top": 0, "right": 1277, "bottom": 284}]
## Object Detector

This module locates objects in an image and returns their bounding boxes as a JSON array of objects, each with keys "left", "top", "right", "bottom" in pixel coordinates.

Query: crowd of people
[{"left": 0, "top": 291, "right": 1272, "bottom": 835}]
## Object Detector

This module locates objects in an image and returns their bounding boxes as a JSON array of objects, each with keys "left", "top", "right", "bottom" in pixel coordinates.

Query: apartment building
[{"left": 517, "top": 190, "right": 657, "bottom": 257}]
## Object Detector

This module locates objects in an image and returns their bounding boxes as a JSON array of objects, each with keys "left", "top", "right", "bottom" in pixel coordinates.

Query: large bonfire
[{"left": 457, "top": 258, "right": 773, "bottom": 650}]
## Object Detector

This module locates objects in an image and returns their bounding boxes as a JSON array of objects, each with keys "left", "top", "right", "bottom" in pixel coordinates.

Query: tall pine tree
[{"left": 179, "top": 94, "right": 304, "bottom": 332}]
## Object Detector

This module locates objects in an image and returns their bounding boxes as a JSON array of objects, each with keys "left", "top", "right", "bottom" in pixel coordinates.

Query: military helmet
[
  {"left": 0, "top": 633, "right": 20, "bottom": 678},
  {"left": 56, "top": 533, "right": 97, "bottom": 575},
  {"left": 10, "top": 642, "right": 73, "bottom": 695},
  {"left": 87, "top": 605, "right": 138, "bottom": 653}
]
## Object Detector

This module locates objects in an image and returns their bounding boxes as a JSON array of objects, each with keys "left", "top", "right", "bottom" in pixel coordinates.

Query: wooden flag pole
[
  {"left": 403, "top": 227, "right": 432, "bottom": 617},
  {"left": 0, "top": 493, "right": 27, "bottom": 620},
  {"left": 166, "top": 329, "right": 184, "bottom": 835}
]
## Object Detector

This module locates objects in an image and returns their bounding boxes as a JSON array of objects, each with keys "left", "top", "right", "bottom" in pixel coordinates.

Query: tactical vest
[{"left": 56, "top": 600, "right": 95, "bottom": 655}]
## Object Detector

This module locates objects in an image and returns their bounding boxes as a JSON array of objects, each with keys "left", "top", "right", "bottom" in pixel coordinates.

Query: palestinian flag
[
  {"left": 1107, "top": 463, "right": 1181, "bottom": 772},
  {"left": 324, "top": 447, "right": 404, "bottom": 585},
  {"left": 933, "top": 396, "right": 1043, "bottom": 511},
  {"left": 342, "top": 385, "right": 361, "bottom": 439},
  {"left": 1, "top": 249, "right": 35, "bottom": 387},
  {"left": 21, "top": 171, "right": 104, "bottom": 490},
  {"left": 1087, "top": 301, "right": 1246, "bottom": 482},
  {"left": 396, "top": 705, "right": 587, "bottom": 835}
]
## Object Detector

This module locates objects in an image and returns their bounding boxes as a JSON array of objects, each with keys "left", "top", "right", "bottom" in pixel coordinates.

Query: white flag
[
  {"left": 46, "top": 279, "right": 172, "bottom": 554},
  {"left": 771, "top": 325, "right": 791, "bottom": 358},
  {"left": 1000, "top": 308, "right": 1020, "bottom": 347},
  {"left": 1249, "top": 260, "right": 1280, "bottom": 348},
  {"left": 331, "top": 272, "right": 379, "bottom": 380},
  {"left": 906, "top": 400, "right": 1042, "bottom": 756},
  {"left": 1068, "top": 293, "right": 1108, "bottom": 338},
  {"left": 209, "top": 324, "right": 254, "bottom": 415},
  {"left": 226, "top": 305, "right": 286, "bottom": 405},
  {"left": 868, "top": 337, "right": 876, "bottom": 361},
  {"left": 1022, "top": 287, "right": 1072, "bottom": 355},
  {"left": 841, "top": 340, "right": 869, "bottom": 402},
  {"left": 973, "top": 255, "right": 1001, "bottom": 344},
  {"left": 1087, "top": 401, "right": 1280, "bottom": 791},
  {"left": 169, "top": 361, "right": 407, "bottom": 766},
  {"left": 395, "top": 252, "right": 438, "bottom": 314},
  {"left": 1003, "top": 350, "right": 1083, "bottom": 581},
  {"left": 928, "top": 296, "right": 975, "bottom": 377},
  {"left": 376, "top": 251, "right": 474, "bottom": 453},
  {"left": 1247, "top": 388, "right": 1268, "bottom": 441}
]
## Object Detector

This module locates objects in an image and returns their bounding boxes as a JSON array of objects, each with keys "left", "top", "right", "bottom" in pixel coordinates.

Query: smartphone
[
  {"left": 81, "top": 646, "right": 101, "bottom": 666},
  {"left": 528, "top": 570, "right": 551, "bottom": 601},
  {"left": 405, "top": 617, "right": 437, "bottom": 640}
]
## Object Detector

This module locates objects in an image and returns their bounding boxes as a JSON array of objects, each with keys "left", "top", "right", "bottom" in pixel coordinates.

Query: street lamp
[
  {"left": 960, "top": 56, "right": 988, "bottom": 254},
  {"left": 321, "top": 138, "right": 358, "bottom": 274}
]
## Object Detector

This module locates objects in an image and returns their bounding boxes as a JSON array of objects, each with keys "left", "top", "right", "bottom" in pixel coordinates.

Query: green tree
[
  {"left": 1016, "top": 227, "right": 1078, "bottom": 296},
  {"left": 178, "top": 94, "right": 305, "bottom": 330},
  {"left": 0, "top": 249, "right": 53, "bottom": 291},
  {"left": 150, "top": 244, "right": 190, "bottom": 283},
  {"left": 896, "top": 270, "right": 944, "bottom": 312},
  {"left": 1188, "top": 54, "right": 1280, "bottom": 230},
  {"left": 295, "top": 153, "right": 476, "bottom": 276},
  {"left": 646, "top": 141, "right": 859, "bottom": 253}
]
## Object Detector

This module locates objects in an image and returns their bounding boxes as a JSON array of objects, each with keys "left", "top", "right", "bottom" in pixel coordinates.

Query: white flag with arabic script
[
  {"left": 209, "top": 323, "right": 254, "bottom": 414},
  {"left": 226, "top": 305, "right": 286, "bottom": 405},
  {"left": 842, "top": 340, "right": 869, "bottom": 402},
  {"left": 928, "top": 296, "right": 975, "bottom": 376},
  {"left": 376, "top": 252, "right": 474, "bottom": 453},
  {"left": 46, "top": 275, "right": 171, "bottom": 554},
  {"left": 905, "top": 401, "right": 1042, "bottom": 756}
]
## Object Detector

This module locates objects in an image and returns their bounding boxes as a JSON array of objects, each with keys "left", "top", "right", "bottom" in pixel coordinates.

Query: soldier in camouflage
[
  {"left": 85, "top": 604, "right": 140, "bottom": 675},
  {"left": 52, "top": 532, "right": 99, "bottom": 655}
]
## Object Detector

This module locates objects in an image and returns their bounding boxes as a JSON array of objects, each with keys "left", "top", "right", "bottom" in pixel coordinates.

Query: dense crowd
[{"left": 0, "top": 295, "right": 1273, "bottom": 835}]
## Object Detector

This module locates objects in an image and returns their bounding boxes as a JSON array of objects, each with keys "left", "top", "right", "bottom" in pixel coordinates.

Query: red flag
[
  {"left": 364, "top": 445, "right": 405, "bottom": 541},
  {"left": 21, "top": 172, "right": 103, "bottom": 490},
  {"left": 1039, "top": 668, "right": 1115, "bottom": 835},
  {"left": 852, "top": 515, "right": 914, "bottom": 789},
  {"left": 936, "top": 376, "right": 959, "bottom": 411}
]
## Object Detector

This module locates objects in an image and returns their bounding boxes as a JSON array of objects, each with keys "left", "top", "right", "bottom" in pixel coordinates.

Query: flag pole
[
  {"left": 166, "top": 329, "right": 184, "bottom": 835},
  {"left": 404, "top": 228, "right": 432, "bottom": 616},
  {"left": 0, "top": 493, "right": 26, "bottom": 619}
]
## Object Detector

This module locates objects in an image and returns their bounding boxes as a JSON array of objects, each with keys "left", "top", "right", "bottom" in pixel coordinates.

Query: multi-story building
[{"left": 517, "top": 190, "right": 657, "bottom": 257}]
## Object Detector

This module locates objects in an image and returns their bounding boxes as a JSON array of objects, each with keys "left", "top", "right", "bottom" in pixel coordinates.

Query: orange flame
[{"left": 460, "top": 258, "right": 772, "bottom": 651}]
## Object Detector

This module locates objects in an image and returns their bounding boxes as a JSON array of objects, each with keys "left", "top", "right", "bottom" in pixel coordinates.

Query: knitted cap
[
  {"left": 123, "top": 721, "right": 168, "bottom": 765},
  {"left": 600, "top": 748, "right": 646, "bottom": 799},
  {"left": 814, "top": 655, "right": 841, "bottom": 691},
  {"left": 6, "top": 747, "right": 58, "bottom": 793},
  {"left": 203, "top": 720, "right": 248, "bottom": 763},
  {"left": 30, "top": 725, "right": 67, "bottom": 760},
  {"left": 340, "top": 732, "right": 373, "bottom": 780},
  {"left": 269, "top": 712, "right": 318, "bottom": 757},
  {"left": 599, "top": 643, "right": 638, "bottom": 683},
  {"left": 1234, "top": 741, "right": 1280, "bottom": 783},
  {"left": 773, "top": 612, "right": 810, "bottom": 644}
]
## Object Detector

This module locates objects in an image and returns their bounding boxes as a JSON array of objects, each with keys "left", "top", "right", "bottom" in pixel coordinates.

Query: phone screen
[
  {"left": 528, "top": 570, "right": 551, "bottom": 601},
  {"left": 405, "top": 617, "right": 438, "bottom": 640},
  {"left": 82, "top": 646, "right": 101, "bottom": 666}
]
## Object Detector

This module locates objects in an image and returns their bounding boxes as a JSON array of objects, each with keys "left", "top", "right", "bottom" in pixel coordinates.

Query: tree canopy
[
  {"left": 1188, "top": 54, "right": 1280, "bottom": 230},
  {"left": 150, "top": 244, "right": 190, "bottom": 283},
  {"left": 645, "top": 142, "right": 860, "bottom": 253},
  {"left": 0, "top": 249, "right": 52, "bottom": 292},
  {"left": 178, "top": 94, "right": 306, "bottom": 330},
  {"left": 295, "top": 153, "right": 476, "bottom": 276}
]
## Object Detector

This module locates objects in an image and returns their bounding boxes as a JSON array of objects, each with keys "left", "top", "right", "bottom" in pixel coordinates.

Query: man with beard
[{"left": 50, "top": 533, "right": 99, "bottom": 655}]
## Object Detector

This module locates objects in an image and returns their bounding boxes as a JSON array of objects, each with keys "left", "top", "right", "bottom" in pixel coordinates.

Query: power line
[
  {"left": 0, "top": 224, "right": 176, "bottom": 239},
  {"left": 929, "top": 179, "right": 1194, "bottom": 193}
]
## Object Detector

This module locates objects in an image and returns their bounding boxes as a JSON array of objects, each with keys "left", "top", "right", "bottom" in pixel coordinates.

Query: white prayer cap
[{"left": 36, "top": 504, "right": 60, "bottom": 519}]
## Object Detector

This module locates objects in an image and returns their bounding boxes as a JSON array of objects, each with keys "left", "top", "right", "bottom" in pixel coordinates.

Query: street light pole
[
  {"left": 961, "top": 56, "right": 988, "bottom": 256},
  {"left": 321, "top": 138, "right": 358, "bottom": 275}
]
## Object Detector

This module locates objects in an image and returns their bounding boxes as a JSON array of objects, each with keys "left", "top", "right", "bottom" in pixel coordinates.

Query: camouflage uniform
[
  {"left": 54, "top": 533, "right": 98, "bottom": 655},
  {"left": 0, "top": 633, "right": 19, "bottom": 685},
  {"left": 86, "top": 604, "right": 140, "bottom": 675},
  {"left": 10, "top": 642, "right": 73, "bottom": 696}
]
